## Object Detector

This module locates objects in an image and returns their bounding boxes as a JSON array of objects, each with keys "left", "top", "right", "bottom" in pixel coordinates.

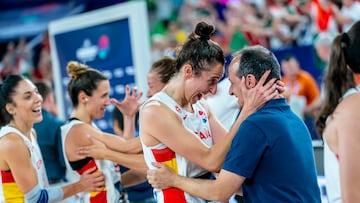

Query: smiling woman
[
  {"left": 61, "top": 61, "right": 148, "bottom": 203},
  {"left": 0, "top": 74, "right": 105, "bottom": 202}
]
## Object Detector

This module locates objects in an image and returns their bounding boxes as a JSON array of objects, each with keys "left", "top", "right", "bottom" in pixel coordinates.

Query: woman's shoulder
[
  {"left": 338, "top": 92, "right": 360, "bottom": 110},
  {"left": 334, "top": 92, "right": 360, "bottom": 122},
  {"left": 65, "top": 121, "right": 94, "bottom": 141},
  {"left": 141, "top": 99, "right": 178, "bottom": 117},
  {"left": 0, "top": 131, "right": 28, "bottom": 155}
]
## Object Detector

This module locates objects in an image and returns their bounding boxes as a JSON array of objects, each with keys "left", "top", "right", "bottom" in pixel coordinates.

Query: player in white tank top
[
  {"left": 324, "top": 85, "right": 360, "bottom": 203},
  {"left": 61, "top": 119, "right": 121, "bottom": 203},
  {"left": 0, "top": 126, "right": 48, "bottom": 202},
  {"left": 141, "top": 92, "right": 214, "bottom": 203}
]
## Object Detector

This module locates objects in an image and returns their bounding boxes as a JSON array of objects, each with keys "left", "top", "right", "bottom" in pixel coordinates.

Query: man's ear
[{"left": 245, "top": 74, "right": 257, "bottom": 88}]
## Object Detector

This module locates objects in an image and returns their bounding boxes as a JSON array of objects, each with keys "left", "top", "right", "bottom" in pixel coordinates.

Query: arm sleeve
[{"left": 25, "top": 184, "right": 64, "bottom": 203}]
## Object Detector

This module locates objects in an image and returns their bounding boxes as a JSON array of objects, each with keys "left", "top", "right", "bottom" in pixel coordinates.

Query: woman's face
[
  {"left": 86, "top": 80, "right": 111, "bottom": 119},
  {"left": 185, "top": 62, "right": 224, "bottom": 104},
  {"left": 9, "top": 79, "right": 43, "bottom": 125},
  {"left": 147, "top": 69, "right": 166, "bottom": 98}
]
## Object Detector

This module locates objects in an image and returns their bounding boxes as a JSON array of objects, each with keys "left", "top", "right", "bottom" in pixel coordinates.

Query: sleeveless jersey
[
  {"left": 61, "top": 119, "right": 120, "bottom": 203},
  {"left": 141, "top": 92, "right": 213, "bottom": 203},
  {"left": 324, "top": 85, "right": 360, "bottom": 203},
  {"left": 0, "top": 125, "right": 48, "bottom": 203}
]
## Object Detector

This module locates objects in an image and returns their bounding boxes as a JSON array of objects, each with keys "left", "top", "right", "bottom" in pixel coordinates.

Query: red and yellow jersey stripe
[
  {"left": 77, "top": 159, "right": 107, "bottom": 203},
  {"left": 1, "top": 170, "right": 24, "bottom": 202},
  {"left": 151, "top": 147, "right": 186, "bottom": 203}
]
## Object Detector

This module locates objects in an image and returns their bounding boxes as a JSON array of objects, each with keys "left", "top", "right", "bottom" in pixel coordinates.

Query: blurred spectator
[
  {"left": 281, "top": 55, "right": 321, "bottom": 139},
  {"left": 151, "top": 34, "right": 166, "bottom": 61},
  {"left": 330, "top": 0, "right": 360, "bottom": 32},
  {"left": 35, "top": 50, "right": 53, "bottom": 82},
  {"left": 267, "top": 0, "right": 296, "bottom": 49},
  {"left": 32, "top": 31, "right": 53, "bottom": 82},
  {"left": 311, "top": 32, "right": 335, "bottom": 113},
  {"left": 164, "top": 20, "right": 188, "bottom": 44},
  {"left": 16, "top": 38, "right": 33, "bottom": 77},
  {"left": 0, "top": 39, "right": 33, "bottom": 80},
  {"left": 33, "top": 80, "right": 67, "bottom": 188},
  {"left": 314, "top": 32, "right": 334, "bottom": 65},
  {"left": 310, "top": 0, "right": 338, "bottom": 36},
  {"left": 0, "top": 41, "right": 18, "bottom": 79}
]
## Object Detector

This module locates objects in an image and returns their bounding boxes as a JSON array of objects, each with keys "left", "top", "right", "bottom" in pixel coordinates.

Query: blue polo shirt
[{"left": 223, "top": 98, "right": 321, "bottom": 203}]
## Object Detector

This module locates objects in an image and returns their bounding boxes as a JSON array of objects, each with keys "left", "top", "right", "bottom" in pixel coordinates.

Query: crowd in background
[
  {"left": 0, "top": 0, "right": 359, "bottom": 136},
  {"left": 2, "top": 0, "right": 360, "bottom": 81}
]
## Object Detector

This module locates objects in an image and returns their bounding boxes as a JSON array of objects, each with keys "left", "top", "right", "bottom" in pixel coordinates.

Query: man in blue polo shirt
[{"left": 146, "top": 45, "right": 321, "bottom": 203}]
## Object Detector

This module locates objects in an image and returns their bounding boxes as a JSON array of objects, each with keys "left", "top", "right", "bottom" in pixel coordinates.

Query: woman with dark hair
[
  {"left": 140, "top": 21, "right": 281, "bottom": 202},
  {"left": 316, "top": 21, "right": 360, "bottom": 202},
  {"left": 0, "top": 74, "right": 105, "bottom": 202}
]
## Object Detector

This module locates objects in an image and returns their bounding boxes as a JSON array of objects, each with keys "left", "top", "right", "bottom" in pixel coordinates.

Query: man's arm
[{"left": 147, "top": 162, "right": 245, "bottom": 202}]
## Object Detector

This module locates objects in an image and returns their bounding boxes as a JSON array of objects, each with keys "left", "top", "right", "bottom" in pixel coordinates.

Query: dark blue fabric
[
  {"left": 37, "top": 189, "right": 49, "bottom": 203},
  {"left": 33, "top": 109, "right": 66, "bottom": 181},
  {"left": 223, "top": 98, "right": 321, "bottom": 203}
]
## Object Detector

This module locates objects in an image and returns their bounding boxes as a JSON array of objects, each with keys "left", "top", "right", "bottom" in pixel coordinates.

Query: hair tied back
[
  {"left": 201, "top": 35, "right": 211, "bottom": 40},
  {"left": 341, "top": 32, "right": 350, "bottom": 49},
  {"left": 194, "top": 21, "right": 214, "bottom": 41}
]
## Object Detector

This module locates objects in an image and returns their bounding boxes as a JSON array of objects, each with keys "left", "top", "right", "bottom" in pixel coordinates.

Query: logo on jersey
[{"left": 198, "top": 110, "right": 207, "bottom": 123}]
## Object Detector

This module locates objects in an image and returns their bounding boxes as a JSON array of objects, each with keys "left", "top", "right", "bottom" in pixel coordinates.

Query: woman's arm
[
  {"left": 338, "top": 94, "right": 360, "bottom": 203},
  {"left": 61, "top": 167, "right": 105, "bottom": 199},
  {"left": 77, "top": 138, "right": 147, "bottom": 173},
  {"left": 141, "top": 71, "right": 278, "bottom": 172},
  {"left": 111, "top": 85, "right": 143, "bottom": 140},
  {"left": 4, "top": 134, "right": 38, "bottom": 193},
  {"left": 102, "top": 132, "right": 142, "bottom": 153},
  {"left": 69, "top": 124, "right": 142, "bottom": 154},
  {"left": 3, "top": 134, "right": 105, "bottom": 201}
]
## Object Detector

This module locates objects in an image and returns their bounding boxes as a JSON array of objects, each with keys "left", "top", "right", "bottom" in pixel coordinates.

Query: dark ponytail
[
  {"left": 343, "top": 21, "right": 360, "bottom": 73},
  {"left": 315, "top": 35, "right": 354, "bottom": 137}
]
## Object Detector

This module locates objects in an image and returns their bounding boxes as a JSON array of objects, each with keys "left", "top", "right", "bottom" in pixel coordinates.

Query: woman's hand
[
  {"left": 77, "top": 136, "right": 108, "bottom": 160},
  {"left": 111, "top": 85, "right": 143, "bottom": 117},
  {"left": 78, "top": 167, "right": 105, "bottom": 192},
  {"left": 241, "top": 70, "right": 281, "bottom": 115},
  {"left": 147, "top": 162, "right": 176, "bottom": 190}
]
